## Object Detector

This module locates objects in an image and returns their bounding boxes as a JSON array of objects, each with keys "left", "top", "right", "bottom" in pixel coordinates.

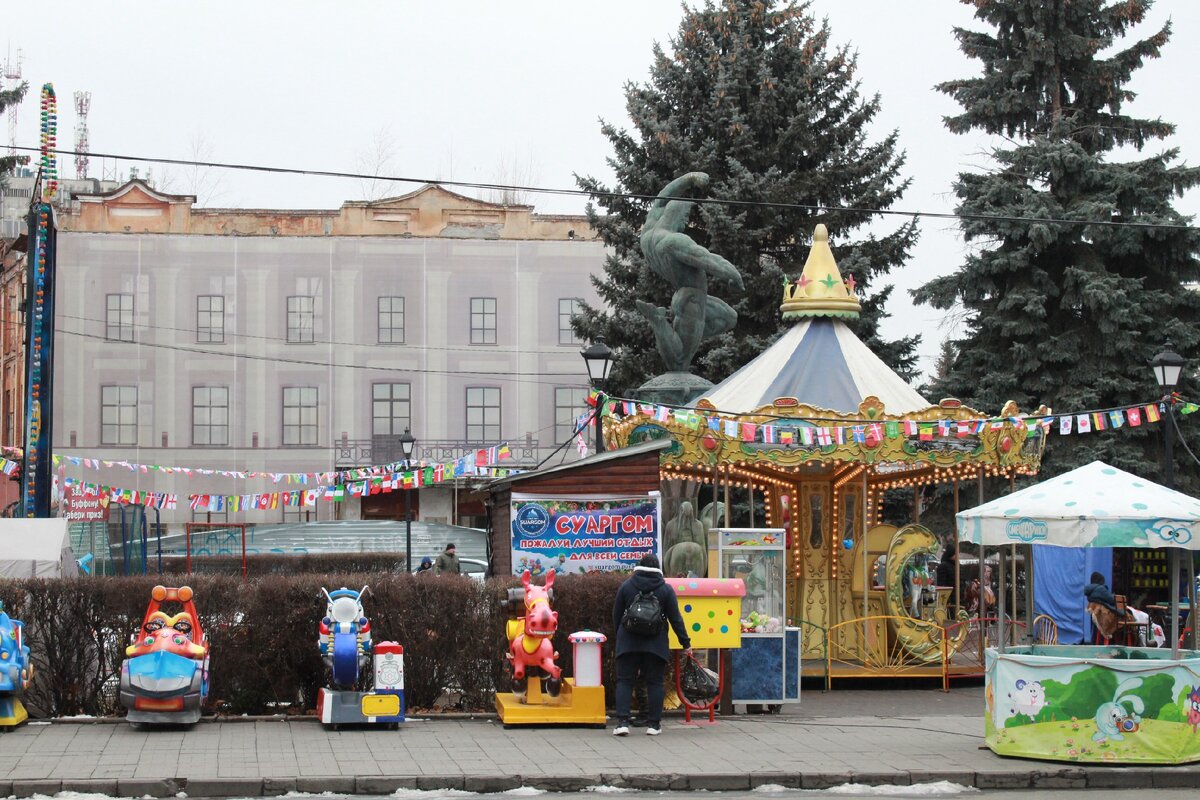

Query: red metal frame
[{"left": 674, "top": 650, "right": 724, "bottom": 724}]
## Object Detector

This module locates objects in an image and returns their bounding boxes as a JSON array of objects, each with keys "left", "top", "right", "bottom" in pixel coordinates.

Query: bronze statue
[
  {"left": 664, "top": 500, "right": 708, "bottom": 578},
  {"left": 636, "top": 172, "right": 743, "bottom": 374}
]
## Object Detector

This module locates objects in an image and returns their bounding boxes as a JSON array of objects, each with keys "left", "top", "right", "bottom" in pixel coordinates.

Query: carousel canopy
[
  {"left": 956, "top": 460, "right": 1200, "bottom": 550},
  {"left": 698, "top": 317, "right": 930, "bottom": 414}
]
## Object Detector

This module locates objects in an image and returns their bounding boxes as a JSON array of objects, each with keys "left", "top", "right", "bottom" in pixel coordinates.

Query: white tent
[
  {"left": 957, "top": 461, "right": 1200, "bottom": 549},
  {"left": 0, "top": 519, "right": 80, "bottom": 578}
]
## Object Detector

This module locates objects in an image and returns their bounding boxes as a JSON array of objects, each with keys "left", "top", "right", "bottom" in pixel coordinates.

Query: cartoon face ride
[
  {"left": 120, "top": 586, "right": 210, "bottom": 726},
  {"left": 1093, "top": 677, "right": 1145, "bottom": 743}
]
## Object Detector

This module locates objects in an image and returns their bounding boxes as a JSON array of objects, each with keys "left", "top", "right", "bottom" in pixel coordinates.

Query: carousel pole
[
  {"left": 953, "top": 479, "right": 961, "bottom": 615},
  {"left": 862, "top": 469, "right": 869, "bottom": 623}
]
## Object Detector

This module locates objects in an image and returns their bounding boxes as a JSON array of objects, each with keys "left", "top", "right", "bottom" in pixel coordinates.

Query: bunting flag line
[
  {"left": 52, "top": 441, "right": 515, "bottom": 488},
  {"left": 587, "top": 390, "right": 1189, "bottom": 450}
]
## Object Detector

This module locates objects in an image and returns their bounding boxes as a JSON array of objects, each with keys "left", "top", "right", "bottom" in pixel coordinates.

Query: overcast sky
[{"left": 5, "top": 0, "right": 1198, "bottom": 380}]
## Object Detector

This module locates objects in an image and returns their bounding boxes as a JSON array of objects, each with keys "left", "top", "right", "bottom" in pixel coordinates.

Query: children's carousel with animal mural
[{"left": 604, "top": 209, "right": 1050, "bottom": 684}]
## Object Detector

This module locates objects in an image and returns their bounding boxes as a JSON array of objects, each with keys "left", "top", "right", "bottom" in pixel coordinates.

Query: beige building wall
[{"left": 53, "top": 181, "right": 606, "bottom": 524}]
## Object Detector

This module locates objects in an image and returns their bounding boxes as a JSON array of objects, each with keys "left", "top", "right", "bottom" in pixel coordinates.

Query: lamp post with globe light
[
  {"left": 399, "top": 427, "right": 416, "bottom": 571},
  {"left": 580, "top": 337, "right": 614, "bottom": 454},
  {"left": 1150, "top": 343, "right": 1186, "bottom": 652}
]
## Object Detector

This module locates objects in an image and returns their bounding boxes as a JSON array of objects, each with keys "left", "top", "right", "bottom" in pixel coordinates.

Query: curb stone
[
  {"left": 117, "top": 778, "right": 181, "bottom": 797},
  {"left": 749, "top": 772, "right": 802, "bottom": 788},
  {"left": 523, "top": 776, "right": 601, "bottom": 792},
  {"left": 298, "top": 776, "right": 354, "bottom": 794},
  {"left": 800, "top": 772, "right": 852, "bottom": 790},
  {"left": 357, "top": 776, "right": 419, "bottom": 793},
  {"left": 183, "top": 778, "right": 263, "bottom": 797},
  {"left": 618, "top": 774, "right": 688, "bottom": 790},
  {"left": 1083, "top": 767, "right": 1155, "bottom": 788},
  {"left": 0, "top": 782, "right": 11, "bottom": 798},
  {"left": 974, "top": 770, "right": 1032, "bottom": 789},
  {"left": 687, "top": 774, "right": 751, "bottom": 791},
  {"left": 1031, "top": 768, "right": 1086, "bottom": 789},
  {"left": 463, "top": 776, "right": 521, "bottom": 793},
  {"left": 907, "top": 770, "right": 975, "bottom": 786},
  {"left": 850, "top": 771, "right": 910, "bottom": 786},
  {"left": 12, "top": 780, "right": 62, "bottom": 797},
  {"left": 1152, "top": 768, "right": 1200, "bottom": 788},
  {"left": 261, "top": 778, "right": 297, "bottom": 795},
  {"left": 416, "top": 776, "right": 467, "bottom": 791},
  {"left": 61, "top": 779, "right": 118, "bottom": 795}
]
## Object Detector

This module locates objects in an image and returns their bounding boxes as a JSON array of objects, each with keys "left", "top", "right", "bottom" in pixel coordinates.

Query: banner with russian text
[{"left": 509, "top": 494, "right": 661, "bottom": 577}]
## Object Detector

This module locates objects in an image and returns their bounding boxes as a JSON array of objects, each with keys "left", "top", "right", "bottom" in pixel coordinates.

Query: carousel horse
[{"left": 506, "top": 569, "right": 561, "bottom": 702}]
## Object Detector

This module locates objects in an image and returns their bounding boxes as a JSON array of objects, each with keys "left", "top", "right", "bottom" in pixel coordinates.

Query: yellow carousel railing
[
  {"left": 790, "top": 617, "right": 830, "bottom": 690},
  {"left": 827, "top": 614, "right": 973, "bottom": 691}
]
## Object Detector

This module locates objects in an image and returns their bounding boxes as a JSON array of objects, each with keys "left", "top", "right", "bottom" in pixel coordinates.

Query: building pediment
[
  {"left": 76, "top": 180, "right": 196, "bottom": 208},
  {"left": 359, "top": 183, "right": 532, "bottom": 212}
]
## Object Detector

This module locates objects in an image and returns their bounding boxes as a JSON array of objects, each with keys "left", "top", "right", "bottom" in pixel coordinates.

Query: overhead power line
[{"left": 12, "top": 144, "right": 1196, "bottom": 232}]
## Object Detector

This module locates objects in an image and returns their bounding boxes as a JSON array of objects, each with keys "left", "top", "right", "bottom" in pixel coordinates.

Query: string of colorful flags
[
  {"left": 49, "top": 444, "right": 512, "bottom": 485},
  {"left": 587, "top": 392, "right": 1198, "bottom": 449},
  {"left": 45, "top": 444, "right": 516, "bottom": 512}
]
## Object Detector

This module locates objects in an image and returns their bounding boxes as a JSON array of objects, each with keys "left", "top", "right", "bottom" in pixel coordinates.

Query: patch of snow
[
  {"left": 391, "top": 790, "right": 474, "bottom": 798},
  {"left": 583, "top": 787, "right": 632, "bottom": 794},
  {"left": 500, "top": 790, "right": 545, "bottom": 797},
  {"left": 753, "top": 785, "right": 792, "bottom": 793},
  {"left": 825, "top": 782, "right": 977, "bottom": 796}
]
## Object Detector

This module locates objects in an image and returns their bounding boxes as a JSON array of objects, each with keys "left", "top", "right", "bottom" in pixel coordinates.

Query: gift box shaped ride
[{"left": 120, "top": 585, "right": 210, "bottom": 725}]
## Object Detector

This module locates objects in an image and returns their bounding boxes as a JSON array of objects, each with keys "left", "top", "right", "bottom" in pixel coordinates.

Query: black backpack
[{"left": 622, "top": 589, "right": 664, "bottom": 636}]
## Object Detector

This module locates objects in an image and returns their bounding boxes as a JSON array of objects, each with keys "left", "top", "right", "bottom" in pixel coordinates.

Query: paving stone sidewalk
[{"left": 2, "top": 687, "right": 1199, "bottom": 797}]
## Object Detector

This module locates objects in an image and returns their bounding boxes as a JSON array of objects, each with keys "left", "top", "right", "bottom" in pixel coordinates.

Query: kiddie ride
[
  {"left": 0, "top": 601, "right": 32, "bottom": 729},
  {"left": 495, "top": 569, "right": 607, "bottom": 727},
  {"left": 316, "top": 586, "right": 404, "bottom": 729},
  {"left": 120, "top": 586, "right": 210, "bottom": 726}
]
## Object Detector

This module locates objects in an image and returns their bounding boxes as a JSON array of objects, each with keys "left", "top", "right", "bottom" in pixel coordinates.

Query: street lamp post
[
  {"left": 399, "top": 427, "right": 417, "bottom": 572},
  {"left": 580, "top": 336, "right": 614, "bottom": 455},
  {"left": 1150, "top": 343, "right": 1186, "bottom": 652}
]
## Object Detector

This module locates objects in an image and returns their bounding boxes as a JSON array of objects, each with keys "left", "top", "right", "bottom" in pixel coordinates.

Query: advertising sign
[
  {"left": 64, "top": 487, "right": 109, "bottom": 522},
  {"left": 510, "top": 494, "right": 661, "bottom": 576}
]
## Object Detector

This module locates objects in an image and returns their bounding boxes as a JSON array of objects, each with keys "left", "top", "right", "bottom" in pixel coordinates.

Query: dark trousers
[{"left": 615, "top": 651, "right": 667, "bottom": 725}]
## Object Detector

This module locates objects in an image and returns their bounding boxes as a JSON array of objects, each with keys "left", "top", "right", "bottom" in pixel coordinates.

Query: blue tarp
[{"left": 1033, "top": 547, "right": 1112, "bottom": 645}]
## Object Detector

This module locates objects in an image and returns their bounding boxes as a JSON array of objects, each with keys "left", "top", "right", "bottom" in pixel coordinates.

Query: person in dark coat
[
  {"left": 1084, "top": 571, "right": 1123, "bottom": 615},
  {"left": 611, "top": 553, "right": 692, "bottom": 736}
]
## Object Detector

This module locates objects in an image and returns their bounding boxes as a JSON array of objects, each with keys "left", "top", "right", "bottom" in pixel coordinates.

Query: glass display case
[{"left": 718, "top": 528, "right": 800, "bottom": 706}]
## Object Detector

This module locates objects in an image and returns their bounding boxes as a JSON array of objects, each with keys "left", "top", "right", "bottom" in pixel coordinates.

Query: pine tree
[
  {"left": 915, "top": 0, "right": 1200, "bottom": 492},
  {"left": 576, "top": 0, "right": 919, "bottom": 396},
  {"left": 0, "top": 80, "right": 26, "bottom": 179}
]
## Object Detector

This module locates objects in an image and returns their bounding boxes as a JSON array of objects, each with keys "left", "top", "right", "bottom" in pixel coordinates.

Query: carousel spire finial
[{"left": 781, "top": 224, "right": 861, "bottom": 320}]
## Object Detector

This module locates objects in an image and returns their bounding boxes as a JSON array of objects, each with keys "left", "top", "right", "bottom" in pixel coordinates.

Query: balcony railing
[{"left": 334, "top": 436, "right": 550, "bottom": 470}]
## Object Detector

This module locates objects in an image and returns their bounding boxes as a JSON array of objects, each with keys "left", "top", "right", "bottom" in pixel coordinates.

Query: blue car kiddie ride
[
  {"left": 317, "top": 586, "right": 404, "bottom": 728},
  {"left": 0, "top": 600, "right": 32, "bottom": 728}
]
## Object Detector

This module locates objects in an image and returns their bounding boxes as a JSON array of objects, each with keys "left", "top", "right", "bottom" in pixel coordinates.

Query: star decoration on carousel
[
  {"left": 820, "top": 272, "right": 838, "bottom": 289},
  {"left": 844, "top": 274, "right": 857, "bottom": 293},
  {"left": 795, "top": 274, "right": 811, "bottom": 290}
]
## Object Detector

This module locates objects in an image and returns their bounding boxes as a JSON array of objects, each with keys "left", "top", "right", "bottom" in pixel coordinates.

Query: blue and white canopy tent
[{"left": 957, "top": 461, "right": 1200, "bottom": 654}]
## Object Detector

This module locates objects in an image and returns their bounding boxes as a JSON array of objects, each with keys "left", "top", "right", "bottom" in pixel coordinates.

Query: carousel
[{"left": 606, "top": 224, "right": 1050, "bottom": 682}]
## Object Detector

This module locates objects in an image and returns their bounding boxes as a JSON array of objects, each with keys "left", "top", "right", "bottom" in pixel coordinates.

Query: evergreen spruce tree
[
  {"left": 915, "top": 0, "right": 1200, "bottom": 491},
  {"left": 0, "top": 80, "right": 26, "bottom": 179},
  {"left": 576, "top": 0, "right": 919, "bottom": 396}
]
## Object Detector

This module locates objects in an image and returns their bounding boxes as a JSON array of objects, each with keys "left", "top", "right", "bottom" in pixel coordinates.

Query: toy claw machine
[{"left": 718, "top": 528, "right": 800, "bottom": 709}]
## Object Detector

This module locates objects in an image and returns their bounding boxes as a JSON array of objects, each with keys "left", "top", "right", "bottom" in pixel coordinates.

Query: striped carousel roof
[{"left": 697, "top": 316, "right": 930, "bottom": 414}]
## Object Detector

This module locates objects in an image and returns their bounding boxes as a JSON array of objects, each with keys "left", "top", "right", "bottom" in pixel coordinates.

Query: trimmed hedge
[{"left": 0, "top": 570, "right": 626, "bottom": 718}]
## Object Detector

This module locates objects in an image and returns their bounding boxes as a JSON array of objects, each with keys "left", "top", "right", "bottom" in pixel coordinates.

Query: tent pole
[
  {"left": 1189, "top": 553, "right": 1197, "bottom": 652},
  {"left": 1171, "top": 547, "right": 1180, "bottom": 659},
  {"left": 997, "top": 546, "right": 1007, "bottom": 653},
  {"left": 1025, "top": 543, "right": 1035, "bottom": 640}
]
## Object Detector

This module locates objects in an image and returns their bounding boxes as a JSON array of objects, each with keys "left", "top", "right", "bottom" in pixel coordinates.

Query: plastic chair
[
  {"left": 1032, "top": 614, "right": 1057, "bottom": 645},
  {"left": 1113, "top": 595, "right": 1147, "bottom": 646}
]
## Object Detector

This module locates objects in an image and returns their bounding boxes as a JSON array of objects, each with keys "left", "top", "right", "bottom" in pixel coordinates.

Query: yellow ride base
[
  {"left": 0, "top": 697, "right": 28, "bottom": 728},
  {"left": 495, "top": 678, "right": 605, "bottom": 726}
]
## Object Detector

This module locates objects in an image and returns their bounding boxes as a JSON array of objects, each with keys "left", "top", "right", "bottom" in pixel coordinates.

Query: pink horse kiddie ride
[
  {"left": 495, "top": 569, "right": 607, "bottom": 727},
  {"left": 506, "top": 568, "right": 562, "bottom": 701}
]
